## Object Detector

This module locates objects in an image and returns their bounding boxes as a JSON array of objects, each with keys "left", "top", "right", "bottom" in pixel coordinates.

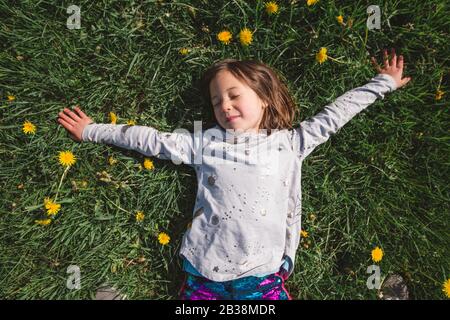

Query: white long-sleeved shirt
[{"left": 82, "top": 73, "right": 397, "bottom": 282}]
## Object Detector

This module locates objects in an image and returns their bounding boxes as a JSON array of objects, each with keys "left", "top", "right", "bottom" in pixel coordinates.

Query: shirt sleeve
[
  {"left": 293, "top": 73, "right": 397, "bottom": 159},
  {"left": 81, "top": 123, "right": 199, "bottom": 167}
]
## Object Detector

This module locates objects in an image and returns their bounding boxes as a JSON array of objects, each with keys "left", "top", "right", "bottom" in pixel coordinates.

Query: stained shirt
[{"left": 81, "top": 73, "right": 397, "bottom": 282}]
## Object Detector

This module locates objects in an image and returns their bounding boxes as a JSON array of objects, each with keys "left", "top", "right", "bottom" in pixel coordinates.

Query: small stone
[{"left": 379, "top": 274, "right": 409, "bottom": 300}]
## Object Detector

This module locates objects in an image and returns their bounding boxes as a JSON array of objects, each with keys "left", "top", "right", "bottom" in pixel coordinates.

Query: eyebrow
[{"left": 211, "top": 87, "right": 238, "bottom": 101}]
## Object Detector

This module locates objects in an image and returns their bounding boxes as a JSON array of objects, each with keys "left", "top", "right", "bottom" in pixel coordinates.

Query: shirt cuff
[
  {"left": 81, "top": 123, "right": 96, "bottom": 142},
  {"left": 376, "top": 73, "right": 398, "bottom": 92}
]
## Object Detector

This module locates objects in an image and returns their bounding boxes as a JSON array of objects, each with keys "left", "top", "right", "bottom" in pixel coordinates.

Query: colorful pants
[{"left": 178, "top": 272, "right": 292, "bottom": 300}]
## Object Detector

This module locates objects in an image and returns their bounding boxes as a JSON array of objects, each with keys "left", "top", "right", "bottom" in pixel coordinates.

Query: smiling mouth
[{"left": 226, "top": 116, "right": 240, "bottom": 122}]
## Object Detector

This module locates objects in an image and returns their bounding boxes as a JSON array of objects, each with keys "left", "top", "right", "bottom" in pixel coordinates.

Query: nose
[{"left": 220, "top": 100, "right": 232, "bottom": 112}]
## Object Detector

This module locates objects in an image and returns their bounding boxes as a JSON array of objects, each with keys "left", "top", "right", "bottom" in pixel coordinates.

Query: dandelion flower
[
  {"left": 58, "top": 151, "right": 76, "bottom": 167},
  {"left": 217, "top": 30, "right": 232, "bottom": 45},
  {"left": 109, "top": 112, "right": 117, "bottom": 124},
  {"left": 44, "top": 197, "right": 61, "bottom": 216},
  {"left": 316, "top": 47, "right": 328, "bottom": 64},
  {"left": 179, "top": 48, "right": 189, "bottom": 55},
  {"left": 7, "top": 95, "right": 15, "bottom": 101},
  {"left": 371, "top": 246, "right": 383, "bottom": 263},
  {"left": 239, "top": 28, "right": 253, "bottom": 46},
  {"left": 22, "top": 120, "right": 36, "bottom": 134},
  {"left": 127, "top": 119, "right": 136, "bottom": 126},
  {"left": 108, "top": 156, "right": 118, "bottom": 165},
  {"left": 336, "top": 15, "right": 344, "bottom": 25},
  {"left": 265, "top": 1, "right": 279, "bottom": 15},
  {"left": 35, "top": 219, "right": 51, "bottom": 226},
  {"left": 443, "top": 278, "right": 450, "bottom": 298},
  {"left": 135, "top": 211, "right": 145, "bottom": 222},
  {"left": 306, "top": 0, "right": 319, "bottom": 6},
  {"left": 143, "top": 158, "right": 154, "bottom": 170},
  {"left": 158, "top": 232, "right": 170, "bottom": 245},
  {"left": 435, "top": 89, "right": 444, "bottom": 100},
  {"left": 300, "top": 230, "right": 309, "bottom": 238}
]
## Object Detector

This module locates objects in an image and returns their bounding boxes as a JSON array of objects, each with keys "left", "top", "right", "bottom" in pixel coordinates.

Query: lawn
[{"left": 0, "top": 0, "right": 448, "bottom": 299}]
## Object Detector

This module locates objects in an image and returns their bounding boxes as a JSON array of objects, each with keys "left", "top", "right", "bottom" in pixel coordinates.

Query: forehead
[{"left": 210, "top": 70, "right": 245, "bottom": 100}]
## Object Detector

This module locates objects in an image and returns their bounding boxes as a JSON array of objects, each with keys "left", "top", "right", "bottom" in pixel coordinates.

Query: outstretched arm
[
  {"left": 293, "top": 48, "right": 411, "bottom": 160},
  {"left": 57, "top": 107, "right": 198, "bottom": 166}
]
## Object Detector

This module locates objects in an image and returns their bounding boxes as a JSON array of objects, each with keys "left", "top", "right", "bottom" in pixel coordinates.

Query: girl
[{"left": 57, "top": 48, "right": 411, "bottom": 300}]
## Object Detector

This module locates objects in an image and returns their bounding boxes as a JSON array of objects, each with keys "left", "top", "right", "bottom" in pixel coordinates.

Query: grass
[{"left": 0, "top": 0, "right": 448, "bottom": 299}]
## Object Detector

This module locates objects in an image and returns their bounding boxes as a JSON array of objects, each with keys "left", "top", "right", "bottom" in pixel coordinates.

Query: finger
[
  {"left": 57, "top": 117, "right": 74, "bottom": 130},
  {"left": 371, "top": 57, "right": 382, "bottom": 73},
  {"left": 58, "top": 112, "right": 76, "bottom": 126},
  {"left": 399, "top": 77, "right": 411, "bottom": 88},
  {"left": 390, "top": 48, "right": 396, "bottom": 67},
  {"left": 397, "top": 55, "right": 404, "bottom": 70},
  {"left": 74, "top": 106, "right": 88, "bottom": 119},
  {"left": 383, "top": 49, "right": 389, "bottom": 68},
  {"left": 63, "top": 108, "right": 82, "bottom": 122}
]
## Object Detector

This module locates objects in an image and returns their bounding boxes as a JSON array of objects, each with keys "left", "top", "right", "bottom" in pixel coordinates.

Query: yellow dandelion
[
  {"left": 179, "top": 48, "right": 189, "bottom": 55},
  {"left": 22, "top": 120, "right": 36, "bottom": 135},
  {"left": 316, "top": 47, "right": 328, "bottom": 64},
  {"left": 306, "top": 0, "right": 319, "bottom": 6},
  {"left": 127, "top": 119, "right": 136, "bottom": 126},
  {"left": 265, "top": 1, "right": 279, "bottom": 15},
  {"left": 58, "top": 151, "right": 76, "bottom": 167},
  {"left": 108, "top": 156, "right": 118, "bottom": 165},
  {"left": 143, "top": 158, "right": 154, "bottom": 170},
  {"left": 371, "top": 246, "right": 383, "bottom": 263},
  {"left": 109, "top": 112, "right": 117, "bottom": 124},
  {"left": 300, "top": 230, "right": 309, "bottom": 238},
  {"left": 217, "top": 30, "right": 232, "bottom": 45},
  {"left": 80, "top": 180, "right": 88, "bottom": 188},
  {"left": 35, "top": 219, "right": 52, "bottom": 226},
  {"left": 442, "top": 278, "right": 450, "bottom": 298},
  {"left": 7, "top": 95, "right": 15, "bottom": 101},
  {"left": 336, "top": 15, "right": 344, "bottom": 25},
  {"left": 135, "top": 211, "right": 145, "bottom": 222},
  {"left": 239, "top": 27, "right": 253, "bottom": 46},
  {"left": 158, "top": 232, "right": 170, "bottom": 245},
  {"left": 435, "top": 89, "right": 444, "bottom": 100},
  {"left": 44, "top": 197, "right": 61, "bottom": 216}
]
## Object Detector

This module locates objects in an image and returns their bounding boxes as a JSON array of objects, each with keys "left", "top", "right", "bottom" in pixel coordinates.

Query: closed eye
[{"left": 213, "top": 95, "right": 240, "bottom": 108}]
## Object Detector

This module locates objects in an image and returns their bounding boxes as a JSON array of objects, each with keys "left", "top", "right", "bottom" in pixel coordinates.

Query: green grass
[{"left": 0, "top": 0, "right": 448, "bottom": 299}]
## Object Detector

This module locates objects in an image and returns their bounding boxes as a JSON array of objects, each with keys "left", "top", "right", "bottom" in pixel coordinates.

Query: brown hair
[{"left": 198, "top": 59, "right": 298, "bottom": 134}]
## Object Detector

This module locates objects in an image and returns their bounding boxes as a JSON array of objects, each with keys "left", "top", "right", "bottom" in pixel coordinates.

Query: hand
[
  {"left": 371, "top": 48, "right": 412, "bottom": 89},
  {"left": 57, "top": 106, "right": 94, "bottom": 142}
]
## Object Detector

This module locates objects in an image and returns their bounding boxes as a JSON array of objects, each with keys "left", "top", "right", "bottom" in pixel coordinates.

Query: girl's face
[{"left": 209, "top": 70, "right": 267, "bottom": 133}]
